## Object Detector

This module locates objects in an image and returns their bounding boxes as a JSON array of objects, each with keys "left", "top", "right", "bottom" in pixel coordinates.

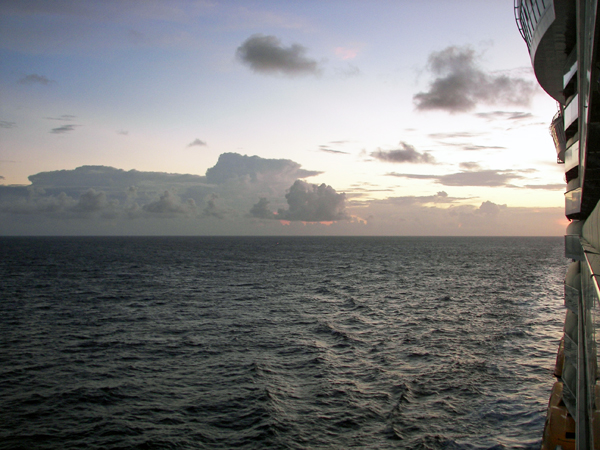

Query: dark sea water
[{"left": 0, "top": 236, "right": 567, "bottom": 449}]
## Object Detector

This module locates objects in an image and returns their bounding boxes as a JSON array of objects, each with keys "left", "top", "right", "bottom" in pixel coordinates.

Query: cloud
[
  {"left": 205, "top": 152, "right": 321, "bottom": 185},
  {"left": 249, "top": 197, "right": 276, "bottom": 219},
  {"left": 386, "top": 169, "right": 524, "bottom": 187},
  {"left": 474, "top": 111, "right": 534, "bottom": 121},
  {"left": 202, "top": 194, "right": 224, "bottom": 219},
  {"left": 0, "top": 121, "right": 16, "bottom": 129},
  {"left": 319, "top": 145, "right": 350, "bottom": 155},
  {"left": 117, "top": 129, "right": 129, "bottom": 135},
  {"left": 50, "top": 124, "right": 78, "bottom": 134},
  {"left": 371, "top": 142, "right": 436, "bottom": 164},
  {"left": 523, "top": 184, "right": 565, "bottom": 190},
  {"left": 236, "top": 34, "right": 320, "bottom": 76},
  {"left": 459, "top": 162, "right": 482, "bottom": 171},
  {"left": 46, "top": 115, "right": 76, "bottom": 121},
  {"left": 277, "top": 180, "right": 348, "bottom": 222},
  {"left": 143, "top": 191, "right": 197, "bottom": 216},
  {"left": 18, "top": 74, "right": 52, "bottom": 85},
  {"left": 376, "top": 191, "right": 468, "bottom": 206},
  {"left": 476, "top": 200, "right": 506, "bottom": 216},
  {"left": 250, "top": 180, "right": 348, "bottom": 222},
  {"left": 429, "top": 132, "right": 484, "bottom": 139},
  {"left": 188, "top": 138, "right": 207, "bottom": 147},
  {"left": 413, "top": 46, "right": 536, "bottom": 113}
]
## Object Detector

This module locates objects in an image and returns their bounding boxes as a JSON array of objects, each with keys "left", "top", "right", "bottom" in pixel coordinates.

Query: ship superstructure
[{"left": 515, "top": 0, "right": 600, "bottom": 447}]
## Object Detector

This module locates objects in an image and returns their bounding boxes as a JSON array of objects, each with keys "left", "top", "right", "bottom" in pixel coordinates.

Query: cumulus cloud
[
  {"left": 73, "top": 189, "right": 111, "bottom": 213},
  {"left": 50, "top": 124, "right": 78, "bottom": 134},
  {"left": 188, "top": 138, "right": 207, "bottom": 147},
  {"left": 371, "top": 142, "right": 436, "bottom": 164},
  {"left": 205, "top": 152, "right": 320, "bottom": 185},
  {"left": 249, "top": 197, "right": 276, "bottom": 219},
  {"left": 387, "top": 169, "right": 524, "bottom": 187},
  {"left": 277, "top": 180, "right": 348, "bottom": 222},
  {"left": 18, "top": 74, "right": 52, "bottom": 85},
  {"left": 236, "top": 34, "right": 320, "bottom": 76},
  {"left": 476, "top": 200, "right": 506, "bottom": 216},
  {"left": 251, "top": 180, "right": 348, "bottom": 222},
  {"left": 143, "top": 191, "right": 197, "bottom": 216},
  {"left": 202, "top": 194, "right": 224, "bottom": 219},
  {"left": 413, "top": 46, "right": 536, "bottom": 113}
]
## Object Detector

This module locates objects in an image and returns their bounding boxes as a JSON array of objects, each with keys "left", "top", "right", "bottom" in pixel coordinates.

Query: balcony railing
[
  {"left": 550, "top": 109, "right": 567, "bottom": 163},
  {"left": 514, "top": 0, "right": 551, "bottom": 50}
]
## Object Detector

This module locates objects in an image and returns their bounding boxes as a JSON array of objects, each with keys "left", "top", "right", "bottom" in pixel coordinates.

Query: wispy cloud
[
  {"left": 50, "top": 124, "right": 78, "bottom": 134},
  {"left": 523, "top": 184, "right": 565, "bottom": 190},
  {"left": 387, "top": 169, "right": 524, "bottom": 187},
  {"left": 18, "top": 74, "right": 53, "bottom": 85},
  {"left": 46, "top": 115, "right": 76, "bottom": 121},
  {"left": 0, "top": 121, "right": 16, "bottom": 129},
  {"left": 187, "top": 138, "right": 207, "bottom": 147},
  {"left": 319, "top": 145, "right": 350, "bottom": 155},
  {"left": 474, "top": 111, "right": 534, "bottom": 121},
  {"left": 413, "top": 46, "right": 536, "bottom": 113},
  {"left": 236, "top": 34, "right": 321, "bottom": 76}
]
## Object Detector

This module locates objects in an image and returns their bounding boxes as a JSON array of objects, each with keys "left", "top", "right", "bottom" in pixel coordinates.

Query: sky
[{"left": 0, "top": 0, "right": 568, "bottom": 236}]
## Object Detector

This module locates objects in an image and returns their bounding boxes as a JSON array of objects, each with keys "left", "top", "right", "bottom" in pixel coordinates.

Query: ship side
[{"left": 515, "top": 0, "right": 600, "bottom": 448}]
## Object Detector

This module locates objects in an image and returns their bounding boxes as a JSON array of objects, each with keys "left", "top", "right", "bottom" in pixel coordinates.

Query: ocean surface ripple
[{"left": 0, "top": 236, "right": 567, "bottom": 449}]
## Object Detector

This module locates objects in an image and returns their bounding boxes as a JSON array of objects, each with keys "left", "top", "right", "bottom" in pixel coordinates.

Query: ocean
[{"left": 0, "top": 236, "right": 567, "bottom": 449}]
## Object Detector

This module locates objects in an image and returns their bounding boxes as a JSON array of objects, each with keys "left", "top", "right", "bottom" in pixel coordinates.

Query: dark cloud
[
  {"left": 277, "top": 180, "right": 348, "bottom": 222},
  {"left": 474, "top": 111, "right": 534, "bottom": 121},
  {"left": 249, "top": 197, "right": 276, "bottom": 219},
  {"left": 0, "top": 121, "right": 16, "bottom": 129},
  {"left": 50, "top": 124, "right": 78, "bottom": 134},
  {"left": 371, "top": 142, "right": 436, "bottom": 164},
  {"left": 413, "top": 46, "right": 536, "bottom": 113},
  {"left": 386, "top": 169, "right": 524, "bottom": 187},
  {"left": 236, "top": 34, "right": 320, "bottom": 76},
  {"left": 18, "top": 74, "right": 52, "bottom": 85},
  {"left": 188, "top": 138, "right": 207, "bottom": 147},
  {"left": 205, "top": 153, "right": 321, "bottom": 185}
]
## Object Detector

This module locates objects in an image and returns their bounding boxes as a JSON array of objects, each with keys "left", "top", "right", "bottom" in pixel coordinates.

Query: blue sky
[{"left": 0, "top": 0, "right": 567, "bottom": 235}]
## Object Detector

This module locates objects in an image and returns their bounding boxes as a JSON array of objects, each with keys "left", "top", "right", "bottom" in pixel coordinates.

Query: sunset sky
[{"left": 0, "top": 0, "right": 567, "bottom": 235}]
